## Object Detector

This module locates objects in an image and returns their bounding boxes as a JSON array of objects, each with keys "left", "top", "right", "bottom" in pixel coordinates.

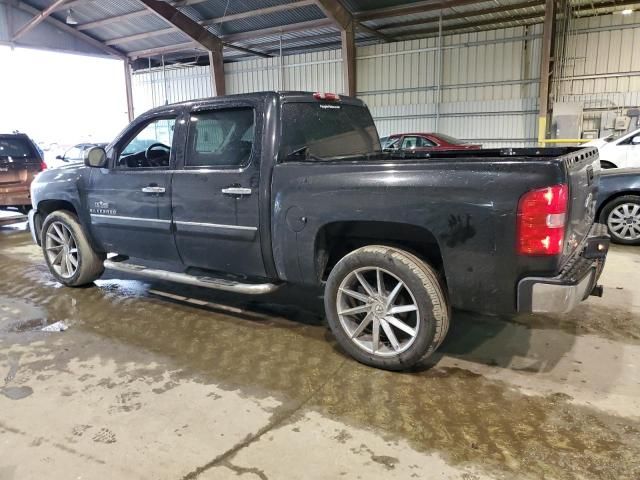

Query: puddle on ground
[
  {"left": 1, "top": 386, "right": 33, "bottom": 400},
  {"left": 0, "top": 296, "right": 51, "bottom": 333}
]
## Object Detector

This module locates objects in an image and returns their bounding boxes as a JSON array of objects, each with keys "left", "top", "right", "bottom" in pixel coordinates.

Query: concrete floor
[{"left": 0, "top": 219, "right": 639, "bottom": 480}]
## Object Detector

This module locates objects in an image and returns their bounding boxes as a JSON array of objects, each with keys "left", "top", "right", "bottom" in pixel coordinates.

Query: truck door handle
[
  {"left": 221, "top": 187, "right": 252, "bottom": 196},
  {"left": 141, "top": 186, "right": 166, "bottom": 194}
]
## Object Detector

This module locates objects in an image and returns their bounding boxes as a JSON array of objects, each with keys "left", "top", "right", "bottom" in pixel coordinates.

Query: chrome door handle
[
  {"left": 141, "top": 186, "right": 166, "bottom": 194},
  {"left": 221, "top": 187, "right": 252, "bottom": 196}
]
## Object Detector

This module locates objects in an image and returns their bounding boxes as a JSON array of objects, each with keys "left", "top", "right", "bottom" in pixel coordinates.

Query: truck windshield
[{"left": 280, "top": 102, "right": 380, "bottom": 160}]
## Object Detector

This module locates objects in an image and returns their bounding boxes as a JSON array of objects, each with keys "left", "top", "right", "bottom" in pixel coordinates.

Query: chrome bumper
[
  {"left": 518, "top": 269, "right": 596, "bottom": 313},
  {"left": 517, "top": 223, "right": 609, "bottom": 314}
]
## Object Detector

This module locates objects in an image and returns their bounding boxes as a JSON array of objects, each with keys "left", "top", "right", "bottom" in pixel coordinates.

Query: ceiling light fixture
[
  {"left": 621, "top": 8, "right": 634, "bottom": 15},
  {"left": 66, "top": 8, "right": 78, "bottom": 25}
]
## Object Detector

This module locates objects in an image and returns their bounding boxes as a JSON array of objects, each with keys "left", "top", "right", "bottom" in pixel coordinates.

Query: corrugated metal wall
[
  {"left": 554, "top": 12, "right": 640, "bottom": 133},
  {"left": 132, "top": 16, "right": 638, "bottom": 147}
]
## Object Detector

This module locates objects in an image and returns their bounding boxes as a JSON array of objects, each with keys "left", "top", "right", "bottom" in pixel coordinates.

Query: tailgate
[{"left": 562, "top": 147, "right": 599, "bottom": 263}]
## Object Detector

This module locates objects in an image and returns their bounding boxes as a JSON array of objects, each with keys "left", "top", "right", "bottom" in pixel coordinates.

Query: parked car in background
[
  {"left": 0, "top": 133, "right": 46, "bottom": 213},
  {"left": 585, "top": 128, "right": 640, "bottom": 169},
  {"left": 597, "top": 168, "right": 640, "bottom": 245},
  {"left": 48, "top": 143, "right": 108, "bottom": 169},
  {"left": 381, "top": 133, "right": 481, "bottom": 152}
]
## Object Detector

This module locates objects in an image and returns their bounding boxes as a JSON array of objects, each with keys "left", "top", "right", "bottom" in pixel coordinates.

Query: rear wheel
[
  {"left": 600, "top": 160, "right": 617, "bottom": 169},
  {"left": 600, "top": 195, "right": 640, "bottom": 245},
  {"left": 324, "top": 245, "right": 450, "bottom": 370},
  {"left": 41, "top": 210, "right": 105, "bottom": 286}
]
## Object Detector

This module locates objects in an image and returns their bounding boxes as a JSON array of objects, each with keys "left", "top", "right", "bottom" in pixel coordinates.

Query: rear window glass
[
  {"left": 0, "top": 137, "right": 36, "bottom": 159},
  {"left": 280, "top": 103, "right": 380, "bottom": 159}
]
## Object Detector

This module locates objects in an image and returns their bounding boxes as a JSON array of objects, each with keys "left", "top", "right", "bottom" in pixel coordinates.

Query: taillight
[
  {"left": 39, "top": 161, "right": 47, "bottom": 171},
  {"left": 517, "top": 184, "right": 568, "bottom": 255},
  {"left": 313, "top": 92, "right": 340, "bottom": 101}
]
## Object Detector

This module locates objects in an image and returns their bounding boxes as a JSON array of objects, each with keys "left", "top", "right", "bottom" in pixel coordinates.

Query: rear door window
[{"left": 186, "top": 107, "right": 255, "bottom": 168}]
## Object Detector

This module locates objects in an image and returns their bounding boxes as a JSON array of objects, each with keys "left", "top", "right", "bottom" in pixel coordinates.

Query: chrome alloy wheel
[
  {"left": 45, "top": 221, "right": 79, "bottom": 279},
  {"left": 608, "top": 203, "right": 640, "bottom": 241},
  {"left": 336, "top": 267, "right": 420, "bottom": 357}
]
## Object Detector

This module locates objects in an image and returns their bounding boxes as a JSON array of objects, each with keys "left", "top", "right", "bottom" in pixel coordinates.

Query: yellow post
[{"left": 538, "top": 116, "right": 547, "bottom": 147}]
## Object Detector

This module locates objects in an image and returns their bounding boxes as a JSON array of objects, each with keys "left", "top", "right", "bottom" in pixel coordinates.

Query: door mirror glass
[
  {"left": 84, "top": 146, "right": 107, "bottom": 168},
  {"left": 632, "top": 136, "right": 640, "bottom": 145}
]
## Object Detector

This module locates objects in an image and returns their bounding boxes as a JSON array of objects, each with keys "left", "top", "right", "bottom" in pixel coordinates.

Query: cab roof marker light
[{"left": 313, "top": 92, "right": 340, "bottom": 101}]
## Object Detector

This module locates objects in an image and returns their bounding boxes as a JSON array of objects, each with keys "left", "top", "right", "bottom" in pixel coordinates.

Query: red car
[{"left": 381, "top": 133, "right": 482, "bottom": 152}]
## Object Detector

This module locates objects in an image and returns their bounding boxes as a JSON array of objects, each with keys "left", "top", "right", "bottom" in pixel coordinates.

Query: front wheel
[
  {"left": 41, "top": 210, "right": 105, "bottom": 286},
  {"left": 324, "top": 245, "right": 450, "bottom": 370},
  {"left": 600, "top": 195, "right": 640, "bottom": 245}
]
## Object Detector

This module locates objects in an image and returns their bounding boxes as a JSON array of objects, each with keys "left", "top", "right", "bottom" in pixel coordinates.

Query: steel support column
[
  {"left": 208, "top": 44, "right": 225, "bottom": 97},
  {"left": 124, "top": 61, "right": 135, "bottom": 122},
  {"left": 538, "top": 0, "right": 556, "bottom": 146},
  {"left": 138, "top": 0, "right": 226, "bottom": 96},
  {"left": 341, "top": 21, "right": 356, "bottom": 96}
]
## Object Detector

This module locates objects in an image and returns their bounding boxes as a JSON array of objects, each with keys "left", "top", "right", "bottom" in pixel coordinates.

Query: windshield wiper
[{"left": 285, "top": 146, "right": 325, "bottom": 161}]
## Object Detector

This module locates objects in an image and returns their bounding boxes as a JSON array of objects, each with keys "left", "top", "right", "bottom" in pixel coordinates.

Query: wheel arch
[
  {"left": 314, "top": 220, "right": 445, "bottom": 285},
  {"left": 599, "top": 160, "right": 617, "bottom": 169},
  {"left": 34, "top": 199, "right": 103, "bottom": 253},
  {"left": 597, "top": 190, "right": 640, "bottom": 220}
]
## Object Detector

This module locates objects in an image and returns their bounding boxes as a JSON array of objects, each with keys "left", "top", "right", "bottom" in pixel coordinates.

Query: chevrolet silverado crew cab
[{"left": 28, "top": 91, "right": 609, "bottom": 370}]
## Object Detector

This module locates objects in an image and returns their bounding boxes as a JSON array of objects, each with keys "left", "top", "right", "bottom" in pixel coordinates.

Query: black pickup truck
[{"left": 28, "top": 91, "right": 609, "bottom": 370}]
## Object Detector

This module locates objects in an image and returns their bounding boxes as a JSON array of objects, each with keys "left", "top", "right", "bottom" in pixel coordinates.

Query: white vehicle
[{"left": 584, "top": 127, "right": 640, "bottom": 169}]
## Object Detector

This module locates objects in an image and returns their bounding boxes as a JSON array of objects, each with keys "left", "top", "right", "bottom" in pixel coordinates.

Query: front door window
[{"left": 118, "top": 118, "right": 176, "bottom": 169}]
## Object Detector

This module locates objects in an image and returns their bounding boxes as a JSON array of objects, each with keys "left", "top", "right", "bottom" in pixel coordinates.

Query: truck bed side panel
[{"left": 272, "top": 159, "right": 565, "bottom": 314}]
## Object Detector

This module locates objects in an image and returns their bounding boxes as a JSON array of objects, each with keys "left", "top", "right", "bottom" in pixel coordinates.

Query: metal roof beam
[
  {"left": 136, "top": 0, "right": 270, "bottom": 58},
  {"left": 12, "top": 0, "right": 70, "bottom": 41},
  {"left": 104, "top": 1, "right": 319, "bottom": 47},
  {"left": 221, "top": 19, "right": 334, "bottom": 42},
  {"left": 200, "top": 0, "right": 317, "bottom": 26},
  {"left": 77, "top": 0, "right": 315, "bottom": 32},
  {"left": 356, "top": 0, "right": 489, "bottom": 21},
  {"left": 128, "top": 41, "right": 200, "bottom": 59},
  {"left": 55, "top": 0, "right": 209, "bottom": 12},
  {"left": 12, "top": 1, "right": 126, "bottom": 58},
  {"left": 314, "top": 0, "right": 392, "bottom": 41},
  {"left": 394, "top": 11, "right": 542, "bottom": 38},
  {"left": 378, "top": 0, "right": 543, "bottom": 30}
]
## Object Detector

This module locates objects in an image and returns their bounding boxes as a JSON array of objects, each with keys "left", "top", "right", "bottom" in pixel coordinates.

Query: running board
[{"left": 103, "top": 259, "right": 281, "bottom": 295}]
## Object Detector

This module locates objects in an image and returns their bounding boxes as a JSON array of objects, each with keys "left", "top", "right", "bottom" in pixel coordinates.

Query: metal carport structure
[{"left": 1, "top": 0, "right": 639, "bottom": 129}]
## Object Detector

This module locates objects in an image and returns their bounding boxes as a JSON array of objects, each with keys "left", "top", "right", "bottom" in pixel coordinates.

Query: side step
[{"left": 103, "top": 259, "right": 281, "bottom": 295}]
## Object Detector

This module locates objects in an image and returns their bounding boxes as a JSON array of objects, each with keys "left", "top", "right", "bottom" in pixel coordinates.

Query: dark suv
[{"left": 0, "top": 133, "right": 46, "bottom": 212}]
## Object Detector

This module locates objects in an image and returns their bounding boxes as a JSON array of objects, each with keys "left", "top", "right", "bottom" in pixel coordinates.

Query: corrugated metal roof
[{"left": 11, "top": 0, "right": 638, "bottom": 66}]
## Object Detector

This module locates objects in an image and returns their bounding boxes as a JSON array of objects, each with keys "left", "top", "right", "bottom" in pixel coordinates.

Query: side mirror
[
  {"left": 84, "top": 146, "right": 108, "bottom": 168},
  {"left": 632, "top": 136, "right": 640, "bottom": 145},
  {"left": 55, "top": 155, "right": 63, "bottom": 160}
]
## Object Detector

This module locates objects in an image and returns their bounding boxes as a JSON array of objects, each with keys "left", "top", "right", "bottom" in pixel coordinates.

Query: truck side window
[
  {"left": 117, "top": 117, "right": 176, "bottom": 169},
  {"left": 187, "top": 108, "right": 255, "bottom": 168}
]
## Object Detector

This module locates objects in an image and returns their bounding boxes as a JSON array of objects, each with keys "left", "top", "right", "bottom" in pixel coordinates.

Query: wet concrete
[{"left": 1, "top": 222, "right": 639, "bottom": 479}]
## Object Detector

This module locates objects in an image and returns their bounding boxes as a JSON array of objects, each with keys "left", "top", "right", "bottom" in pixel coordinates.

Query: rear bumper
[
  {"left": 0, "top": 186, "right": 30, "bottom": 206},
  {"left": 517, "top": 223, "right": 609, "bottom": 313}
]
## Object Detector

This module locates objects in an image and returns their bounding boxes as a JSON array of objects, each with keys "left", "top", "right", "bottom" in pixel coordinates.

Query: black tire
[
  {"left": 41, "top": 210, "right": 105, "bottom": 286},
  {"left": 324, "top": 245, "right": 450, "bottom": 370},
  {"left": 599, "top": 195, "right": 640, "bottom": 245}
]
